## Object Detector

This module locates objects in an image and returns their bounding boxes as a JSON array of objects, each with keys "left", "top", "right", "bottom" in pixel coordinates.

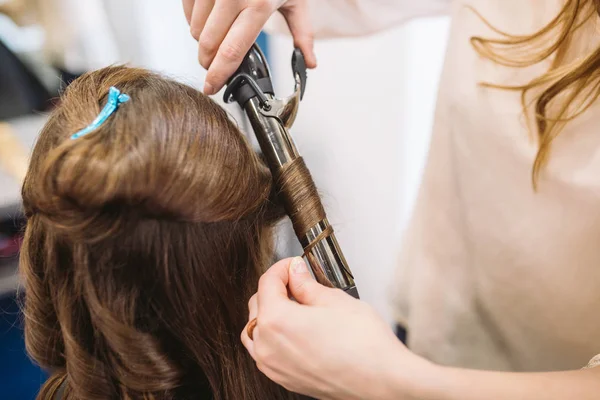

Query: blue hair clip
[{"left": 71, "top": 86, "right": 130, "bottom": 140}]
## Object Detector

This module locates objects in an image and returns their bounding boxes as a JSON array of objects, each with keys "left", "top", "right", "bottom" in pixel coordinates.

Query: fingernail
[
  {"left": 290, "top": 257, "right": 307, "bottom": 274},
  {"left": 203, "top": 82, "right": 214, "bottom": 95}
]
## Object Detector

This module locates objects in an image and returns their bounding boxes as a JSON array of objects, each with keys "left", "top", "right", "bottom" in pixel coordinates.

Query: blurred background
[{"left": 0, "top": 0, "right": 449, "bottom": 398}]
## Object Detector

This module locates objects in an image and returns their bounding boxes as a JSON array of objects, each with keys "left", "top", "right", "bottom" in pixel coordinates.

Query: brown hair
[
  {"left": 470, "top": 0, "right": 600, "bottom": 185},
  {"left": 20, "top": 66, "right": 306, "bottom": 400}
]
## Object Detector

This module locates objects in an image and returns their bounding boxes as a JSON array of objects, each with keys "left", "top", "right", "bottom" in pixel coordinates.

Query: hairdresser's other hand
[
  {"left": 182, "top": 0, "right": 317, "bottom": 95},
  {"left": 241, "top": 257, "right": 433, "bottom": 400}
]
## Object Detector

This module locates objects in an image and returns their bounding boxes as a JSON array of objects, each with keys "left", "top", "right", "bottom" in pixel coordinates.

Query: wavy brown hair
[
  {"left": 20, "top": 66, "right": 305, "bottom": 400},
  {"left": 471, "top": 0, "right": 600, "bottom": 185}
]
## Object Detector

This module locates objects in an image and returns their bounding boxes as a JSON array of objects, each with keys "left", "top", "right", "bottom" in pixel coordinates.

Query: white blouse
[{"left": 269, "top": 0, "right": 600, "bottom": 371}]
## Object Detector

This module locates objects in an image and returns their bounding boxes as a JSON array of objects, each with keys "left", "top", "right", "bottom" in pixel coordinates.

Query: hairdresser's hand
[
  {"left": 182, "top": 0, "right": 317, "bottom": 95},
  {"left": 241, "top": 257, "right": 434, "bottom": 400}
]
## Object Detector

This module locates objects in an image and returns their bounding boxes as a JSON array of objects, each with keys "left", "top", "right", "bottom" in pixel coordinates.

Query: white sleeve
[{"left": 266, "top": 0, "right": 452, "bottom": 38}]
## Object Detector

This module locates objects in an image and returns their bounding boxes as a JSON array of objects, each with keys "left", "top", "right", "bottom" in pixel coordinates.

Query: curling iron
[{"left": 224, "top": 44, "right": 359, "bottom": 299}]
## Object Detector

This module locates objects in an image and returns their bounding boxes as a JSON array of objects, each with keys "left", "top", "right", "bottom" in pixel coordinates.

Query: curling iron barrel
[{"left": 224, "top": 44, "right": 359, "bottom": 299}]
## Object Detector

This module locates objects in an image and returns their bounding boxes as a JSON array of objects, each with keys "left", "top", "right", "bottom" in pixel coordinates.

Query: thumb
[
  {"left": 279, "top": 2, "right": 317, "bottom": 68},
  {"left": 288, "top": 257, "right": 333, "bottom": 305}
]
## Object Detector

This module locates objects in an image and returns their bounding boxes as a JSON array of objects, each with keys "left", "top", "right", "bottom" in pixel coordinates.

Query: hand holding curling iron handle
[{"left": 225, "top": 44, "right": 359, "bottom": 299}]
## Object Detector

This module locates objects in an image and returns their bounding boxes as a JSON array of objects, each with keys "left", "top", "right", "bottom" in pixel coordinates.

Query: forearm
[
  {"left": 266, "top": 0, "right": 452, "bottom": 39},
  {"left": 399, "top": 362, "right": 600, "bottom": 400}
]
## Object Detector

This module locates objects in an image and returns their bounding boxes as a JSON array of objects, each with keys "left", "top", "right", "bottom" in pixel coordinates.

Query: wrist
[{"left": 383, "top": 343, "right": 444, "bottom": 400}]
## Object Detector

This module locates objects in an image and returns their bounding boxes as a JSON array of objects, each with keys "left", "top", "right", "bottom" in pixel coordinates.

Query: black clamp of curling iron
[{"left": 224, "top": 44, "right": 359, "bottom": 299}]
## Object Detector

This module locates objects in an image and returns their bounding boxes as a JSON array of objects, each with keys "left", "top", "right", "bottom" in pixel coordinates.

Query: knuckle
[
  {"left": 258, "top": 314, "right": 277, "bottom": 332},
  {"left": 304, "top": 33, "right": 315, "bottom": 46},
  {"left": 253, "top": 341, "right": 268, "bottom": 361},
  {"left": 219, "top": 42, "right": 245, "bottom": 63},
  {"left": 248, "top": 0, "right": 271, "bottom": 13},
  {"left": 190, "top": 26, "right": 201, "bottom": 41},
  {"left": 198, "top": 55, "right": 211, "bottom": 70},
  {"left": 198, "top": 35, "right": 218, "bottom": 56},
  {"left": 257, "top": 274, "right": 270, "bottom": 292},
  {"left": 254, "top": 341, "right": 276, "bottom": 366},
  {"left": 259, "top": 308, "right": 285, "bottom": 333},
  {"left": 297, "top": 30, "right": 314, "bottom": 42},
  {"left": 255, "top": 360, "right": 270, "bottom": 374},
  {"left": 293, "top": 280, "right": 310, "bottom": 299},
  {"left": 241, "top": 328, "right": 252, "bottom": 346},
  {"left": 295, "top": 280, "right": 319, "bottom": 303},
  {"left": 247, "top": 294, "right": 257, "bottom": 311},
  {"left": 255, "top": 360, "right": 265, "bottom": 372}
]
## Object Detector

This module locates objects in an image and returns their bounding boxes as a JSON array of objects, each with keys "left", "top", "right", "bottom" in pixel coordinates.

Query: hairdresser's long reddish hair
[{"left": 20, "top": 66, "right": 304, "bottom": 400}]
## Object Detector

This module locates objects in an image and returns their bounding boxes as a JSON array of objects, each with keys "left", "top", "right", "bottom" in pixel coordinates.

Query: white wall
[
  {"left": 399, "top": 18, "right": 451, "bottom": 230},
  {"left": 107, "top": 0, "right": 206, "bottom": 88},
  {"left": 0, "top": 1, "right": 207, "bottom": 88},
  {"left": 269, "top": 17, "right": 450, "bottom": 324}
]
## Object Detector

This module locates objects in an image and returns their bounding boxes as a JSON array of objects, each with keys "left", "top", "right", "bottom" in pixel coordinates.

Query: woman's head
[{"left": 20, "top": 66, "right": 299, "bottom": 399}]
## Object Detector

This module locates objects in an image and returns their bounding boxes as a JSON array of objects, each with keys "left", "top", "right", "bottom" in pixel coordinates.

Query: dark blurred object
[
  {"left": 395, "top": 324, "right": 408, "bottom": 345},
  {"left": 0, "top": 293, "right": 47, "bottom": 400},
  {"left": 57, "top": 68, "right": 82, "bottom": 88},
  {"left": 0, "top": 215, "right": 32, "bottom": 399},
  {"left": 0, "top": 39, "right": 53, "bottom": 119},
  {"left": 0, "top": 214, "right": 24, "bottom": 265},
  {"left": 0, "top": 233, "right": 21, "bottom": 259}
]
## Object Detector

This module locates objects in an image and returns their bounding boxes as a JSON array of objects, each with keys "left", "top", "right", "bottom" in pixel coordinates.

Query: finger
[
  {"left": 248, "top": 293, "right": 258, "bottom": 321},
  {"left": 280, "top": 3, "right": 317, "bottom": 68},
  {"left": 204, "top": 6, "right": 271, "bottom": 94},
  {"left": 198, "top": 1, "right": 242, "bottom": 70},
  {"left": 256, "top": 258, "right": 293, "bottom": 313},
  {"left": 182, "top": 0, "right": 195, "bottom": 24},
  {"left": 254, "top": 361, "right": 282, "bottom": 387},
  {"left": 241, "top": 322, "right": 257, "bottom": 359},
  {"left": 189, "top": 0, "right": 214, "bottom": 41},
  {"left": 288, "top": 257, "right": 333, "bottom": 306}
]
